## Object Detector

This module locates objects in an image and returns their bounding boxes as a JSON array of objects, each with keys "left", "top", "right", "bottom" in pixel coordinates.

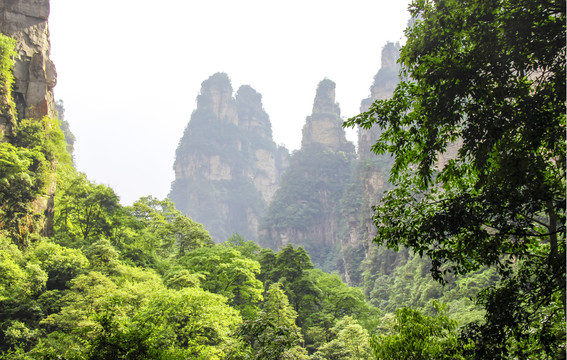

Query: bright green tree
[
  {"left": 122, "top": 196, "right": 213, "bottom": 264},
  {"left": 125, "top": 196, "right": 179, "bottom": 257},
  {"left": 260, "top": 245, "right": 319, "bottom": 316},
  {"left": 54, "top": 173, "right": 122, "bottom": 245},
  {"left": 177, "top": 245, "right": 263, "bottom": 318},
  {"left": 0, "top": 116, "right": 72, "bottom": 246},
  {"left": 171, "top": 213, "right": 213, "bottom": 256},
  {"left": 0, "top": 143, "right": 49, "bottom": 244},
  {"left": 223, "top": 233, "right": 262, "bottom": 260},
  {"left": 237, "top": 283, "right": 306, "bottom": 359},
  {"left": 27, "top": 239, "right": 89, "bottom": 291},
  {"left": 0, "top": 235, "right": 47, "bottom": 354},
  {"left": 311, "top": 316, "right": 373, "bottom": 360},
  {"left": 345, "top": 0, "right": 565, "bottom": 357},
  {"left": 371, "top": 305, "right": 468, "bottom": 360},
  {"left": 33, "top": 268, "right": 241, "bottom": 360},
  {"left": 0, "top": 34, "right": 17, "bottom": 124}
]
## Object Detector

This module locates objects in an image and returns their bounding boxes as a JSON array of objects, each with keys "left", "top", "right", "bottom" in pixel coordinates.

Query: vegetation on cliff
[
  {"left": 169, "top": 73, "right": 288, "bottom": 243},
  {"left": 0, "top": 34, "right": 17, "bottom": 130},
  {"left": 260, "top": 145, "right": 355, "bottom": 273},
  {"left": 1, "top": 0, "right": 565, "bottom": 357},
  {"left": 346, "top": 0, "right": 566, "bottom": 357}
]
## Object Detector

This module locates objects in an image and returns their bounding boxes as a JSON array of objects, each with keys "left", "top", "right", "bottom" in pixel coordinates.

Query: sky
[{"left": 48, "top": 0, "right": 411, "bottom": 205}]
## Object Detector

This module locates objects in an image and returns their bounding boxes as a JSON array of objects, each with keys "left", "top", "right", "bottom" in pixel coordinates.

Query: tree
[
  {"left": 223, "top": 233, "right": 262, "bottom": 260},
  {"left": 123, "top": 196, "right": 213, "bottom": 262},
  {"left": 311, "top": 316, "right": 373, "bottom": 360},
  {"left": 236, "top": 283, "right": 306, "bottom": 359},
  {"left": 177, "top": 245, "right": 263, "bottom": 318},
  {"left": 371, "top": 305, "right": 468, "bottom": 360},
  {"left": 171, "top": 214, "right": 213, "bottom": 256},
  {"left": 35, "top": 270, "right": 241, "bottom": 360},
  {"left": 0, "top": 116, "right": 72, "bottom": 246},
  {"left": 0, "top": 143, "right": 49, "bottom": 244},
  {"left": 27, "top": 240, "right": 89, "bottom": 291},
  {"left": 54, "top": 173, "right": 122, "bottom": 245},
  {"left": 345, "top": 0, "right": 565, "bottom": 357},
  {"left": 257, "top": 244, "right": 324, "bottom": 331}
]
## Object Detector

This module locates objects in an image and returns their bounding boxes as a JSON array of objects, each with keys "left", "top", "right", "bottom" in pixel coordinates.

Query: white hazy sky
[{"left": 48, "top": 0, "right": 411, "bottom": 205}]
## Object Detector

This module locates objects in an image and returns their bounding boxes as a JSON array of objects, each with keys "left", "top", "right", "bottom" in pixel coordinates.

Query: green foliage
[
  {"left": 35, "top": 269, "right": 241, "bottom": 360},
  {"left": 311, "top": 316, "right": 373, "bottom": 360},
  {"left": 236, "top": 283, "right": 304, "bottom": 360},
  {"left": 28, "top": 240, "right": 89, "bottom": 290},
  {"left": 300, "top": 269, "right": 378, "bottom": 353},
  {"left": 256, "top": 245, "right": 379, "bottom": 355},
  {"left": 177, "top": 245, "right": 263, "bottom": 318},
  {"left": 0, "top": 143, "right": 49, "bottom": 243},
  {"left": 258, "top": 245, "right": 315, "bottom": 312},
  {"left": 116, "top": 196, "right": 212, "bottom": 267},
  {"left": 0, "top": 115, "right": 72, "bottom": 246},
  {"left": 223, "top": 233, "right": 262, "bottom": 260},
  {"left": 54, "top": 173, "right": 122, "bottom": 245},
  {"left": 83, "top": 287, "right": 241, "bottom": 360},
  {"left": 371, "top": 304, "right": 471, "bottom": 360},
  {"left": 461, "top": 256, "right": 567, "bottom": 359},
  {"left": 0, "top": 33, "right": 16, "bottom": 127},
  {"left": 361, "top": 247, "right": 493, "bottom": 325},
  {"left": 346, "top": 0, "right": 566, "bottom": 356}
]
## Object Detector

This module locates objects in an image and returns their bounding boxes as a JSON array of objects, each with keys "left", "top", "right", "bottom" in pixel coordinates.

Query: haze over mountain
[
  {"left": 169, "top": 73, "right": 288, "bottom": 242},
  {"left": 47, "top": 1, "right": 412, "bottom": 205},
  {"left": 170, "top": 44, "right": 401, "bottom": 283}
]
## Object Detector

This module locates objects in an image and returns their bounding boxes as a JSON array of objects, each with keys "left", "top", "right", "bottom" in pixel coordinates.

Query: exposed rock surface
[
  {"left": 169, "top": 73, "right": 289, "bottom": 242},
  {"left": 260, "top": 79, "right": 355, "bottom": 273},
  {"left": 0, "top": 0, "right": 57, "bottom": 123},
  {"left": 358, "top": 42, "right": 401, "bottom": 159},
  {"left": 337, "top": 42, "right": 401, "bottom": 284},
  {"left": 301, "top": 79, "right": 351, "bottom": 151},
  {"left": 0, "top": 0, "right": 58, "bottom": 236}
]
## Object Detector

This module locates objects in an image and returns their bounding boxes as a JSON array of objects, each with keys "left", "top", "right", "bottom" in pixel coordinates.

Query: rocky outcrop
[
  {"left": 336, "top": 42, "right": 401, "bottom": 284},
  {"left": 0, "top": 0, "right": 58, "bottom": 236},
  {"left": 0, "top": 0, "right": 57, "bottom": 123},
  {"left": 259, "top": 79, "right": 355, "bottom": 273},
  {"left": 301, "top": 79, "right": 351, "bottom": 151},
  {"left": 169, "top": 73, "right": 288, "bottom": 242},
  {"left": 358, "top": 42, "right": 401, "bottom": 159}
]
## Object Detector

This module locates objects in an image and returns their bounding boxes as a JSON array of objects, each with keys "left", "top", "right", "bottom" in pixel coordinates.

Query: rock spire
[
  {"left": 169, "top": 73, "right": 289, "bottom": 242},
  {"left": 301, "top": 79, "right": 351, "bottom": 151}
]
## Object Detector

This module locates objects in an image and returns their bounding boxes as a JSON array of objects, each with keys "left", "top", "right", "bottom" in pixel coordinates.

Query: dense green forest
[{"left": 1, "top": 0, "right": 565, "bottom": 359}]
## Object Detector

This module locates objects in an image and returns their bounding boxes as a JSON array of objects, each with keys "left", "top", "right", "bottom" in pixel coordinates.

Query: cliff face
[
  {"left": 337, "top": 43, "right": 401, "bottom": 284},
  {"left": 0, "top": 0, "right": 57, "bottom": 125},
  {"left": 169, "top": 73, "right": 288, "bottom": 242},
  {"left": 260, "top": 79, "right": 356, "bottom": 273},
  {"left": 301, "top": 78, "right": 350, "bottom": 151},
  {"left": 0, "top": 0, "right": 58, "bottom": 236},
  {"left": 358, "top": 42, "right": 400, "bottom": 158}
]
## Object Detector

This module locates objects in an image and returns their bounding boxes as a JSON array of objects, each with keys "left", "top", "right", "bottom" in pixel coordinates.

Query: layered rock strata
[
  {"left": 169, "top": 73, "right": 288, "bottom": 242},
  {"left": 0, "top": 0, "right": 58, "bottom": 235},
  {"left": 301, "top": 78, "right": 351, "bottom": 151},
  {"left": 0, "top": 0, "right": 57, "bottom": 124}
]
